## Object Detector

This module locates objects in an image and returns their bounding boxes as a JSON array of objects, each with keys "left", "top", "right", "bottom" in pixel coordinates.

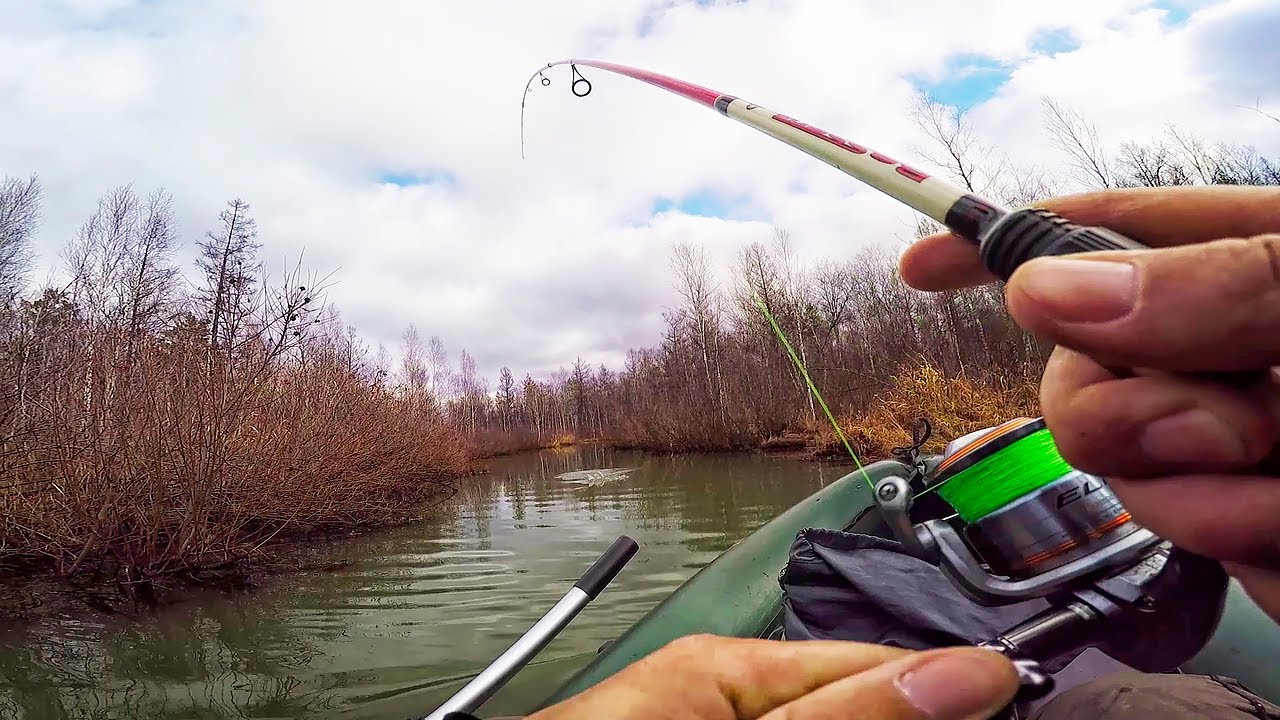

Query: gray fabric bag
[{"left": 780, "top": 528, "right": 1068, "bottom": 671}]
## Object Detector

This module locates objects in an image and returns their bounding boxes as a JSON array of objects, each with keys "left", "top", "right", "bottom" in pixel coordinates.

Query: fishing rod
[{"left": 520, "top": 59, "right": 1149, "bottom": 282}]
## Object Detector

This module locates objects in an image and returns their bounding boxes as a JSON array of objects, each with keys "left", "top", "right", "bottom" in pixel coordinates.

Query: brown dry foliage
[
  {"left": 817, "top": 361, "right": 1040, "bottom": 460},
  {"left": 0, "top": 304, "right": 470, "bottom": 600}
]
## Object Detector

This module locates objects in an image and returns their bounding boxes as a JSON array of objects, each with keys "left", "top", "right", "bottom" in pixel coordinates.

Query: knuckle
[{"left": 661, "top": 633, "right": 719, "bottom": 661}]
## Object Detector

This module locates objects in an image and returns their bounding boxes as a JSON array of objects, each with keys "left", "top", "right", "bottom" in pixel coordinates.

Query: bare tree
[
  {"left": 908, "top": 91, "right": 1004, "bottom": 195},
  {"left": 808, "top": 259, "right": 857, "bottom": 339},
  {"left": 427, "top": 335, "right": 449, "bottom": 399},
  {"left": 197, "top": 198, "right": 260, "bottom": 350},
  {"left": 670, "top": 241, "right": 726, "bottom": 421},
  {"left": 522, "top": 373, "right": 543, "bottom": 439},
  {"left": 451, "top": 349, "right": 486, "bottom": 433},
  {"left": 496, "top": 367, "right": 517, "bottom": 431},
  {"left": 998, "top": 163, "right": 1064, "bottom": 207},
  {"left": 0, "top": 175, "right": 40, "bottom": 299},
  {"left": 63, "top": 185, "right": 179, "bottom": 335},
  {"left": 122, "top": 190, "right": 179, "bottom": 336},
  {"left": 1041, "top": 98, "right": 1115, "bottom": 189},
  {"left": 1216, "top": 143, "right": 1273, "bottom": 185},
  {"left": 1166, "top": 127, "right": 1220, "bottom": 185},
  {"left": 1117, "top": 140, "right": 1191, "bottom": 188},
  {"left": 400, "top": 323, "right": 428, "bottom": 394},
  {"left": 65, "top": 185, "right": 135, "bottom": 322}
]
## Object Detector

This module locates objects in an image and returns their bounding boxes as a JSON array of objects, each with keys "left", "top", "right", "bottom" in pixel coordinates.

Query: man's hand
[
  {"left": 530, "top": 635, "right": 1017, "bottom": 720},
  {"left": 900, "top": 185, "right": 1280, "bottom": 620}
]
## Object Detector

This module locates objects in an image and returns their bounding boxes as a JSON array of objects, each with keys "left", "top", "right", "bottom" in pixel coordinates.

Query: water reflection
[{"left": 0, "top": 448, "right": 835, "bottom": 719}]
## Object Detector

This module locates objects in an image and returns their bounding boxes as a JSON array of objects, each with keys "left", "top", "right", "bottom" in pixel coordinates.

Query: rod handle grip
[
  {"left": 977, "top": 208, "right": 1146, "bottom": 280},
  {"left": 979, "top": 208, "right": 1265, "bottom": 390},
  {"left": 574, "top": 535, "right": 639, "bottom": 599}
]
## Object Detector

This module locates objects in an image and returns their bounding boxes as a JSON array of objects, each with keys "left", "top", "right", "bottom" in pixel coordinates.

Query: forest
[{"left": 0, "top": 95, "right": 1275, "bottom": 601}]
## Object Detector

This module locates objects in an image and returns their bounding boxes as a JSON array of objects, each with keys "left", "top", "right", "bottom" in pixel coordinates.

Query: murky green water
[{"left": 0, "top": 448, "right": 838, "bottom": 719}]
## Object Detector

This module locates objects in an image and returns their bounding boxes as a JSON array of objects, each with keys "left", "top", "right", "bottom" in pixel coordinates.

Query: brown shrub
[
  {"left": 817, "top": 362, "right": 1040, "bottom": 460},
  {"left": 0, "top": 318, "right": 471, "bottom": 601}
]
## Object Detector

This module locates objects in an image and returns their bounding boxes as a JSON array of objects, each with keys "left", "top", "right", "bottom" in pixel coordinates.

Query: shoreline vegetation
[{"left": 2, "top": 97, "right": 1276, "bottom": 617}]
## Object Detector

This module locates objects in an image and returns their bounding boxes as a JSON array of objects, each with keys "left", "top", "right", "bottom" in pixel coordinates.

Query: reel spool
[
  {"left": 874, "top": 416, "right": 1161, "bottom": 607},
  {"left": 932, "top": 417, "right": 1141, "bottom": 580}
]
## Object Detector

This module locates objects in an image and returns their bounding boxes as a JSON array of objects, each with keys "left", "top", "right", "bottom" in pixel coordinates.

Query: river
[{"left": 0, "top": 447, "right": 841, "bottom": 720}]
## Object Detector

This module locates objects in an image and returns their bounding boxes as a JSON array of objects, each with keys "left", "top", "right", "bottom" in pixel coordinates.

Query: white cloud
[{"left": 1, "top": 0, "right": 1276, "bottom": 385}]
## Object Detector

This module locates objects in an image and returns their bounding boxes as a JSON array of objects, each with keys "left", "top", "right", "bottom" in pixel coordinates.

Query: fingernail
[
  {"left": 1139, "top": 409, "right": 1248, "bottom": 465},
  {"left": 1018, "top": 258, "right": 1137, "bottom": 323},
  {"left": 896, "top": 654, "right": 1012, "bottom": 719}
]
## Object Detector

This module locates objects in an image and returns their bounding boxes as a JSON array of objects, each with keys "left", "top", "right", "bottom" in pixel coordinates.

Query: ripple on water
[{"left": 418, "top": 536, "right": 485, "bottom": 545}]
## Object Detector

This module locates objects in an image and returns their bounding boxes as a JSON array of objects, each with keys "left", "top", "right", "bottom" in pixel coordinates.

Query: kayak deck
[
  {"left": 539, "top": 459, "right": 888, "bottom": 707},
  {"left": 538, "top": 458, "right": 1280, "bottom": 710}
]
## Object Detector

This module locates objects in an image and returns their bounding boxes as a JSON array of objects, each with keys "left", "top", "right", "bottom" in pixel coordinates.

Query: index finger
[{"left": 900, "top": 185, "right": 1280, "bottom": 291}]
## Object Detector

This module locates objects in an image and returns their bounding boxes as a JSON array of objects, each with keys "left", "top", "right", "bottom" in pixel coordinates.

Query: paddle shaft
[{"left": 422, "top": 536, "right": 639, "bottom": 720}]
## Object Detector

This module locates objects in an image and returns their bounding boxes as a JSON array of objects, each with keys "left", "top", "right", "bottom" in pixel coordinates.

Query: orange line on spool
[
  {"left": 1021, "top": 512, "right": 1133, "bottom": 567},
  {"left": 936, "top": 418, "right": 1036, "bottom": 475}
]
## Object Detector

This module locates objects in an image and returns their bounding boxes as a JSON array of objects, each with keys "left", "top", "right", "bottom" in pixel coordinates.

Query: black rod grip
[
  {"left": 574, "top": 536, "right": 639, "bottom": 600},
  {"left": 978, "top": 207, "right": 1147, "bottom": 282},
  {"left": 978, "top": 207, "right": 1266, "bottom": 390}
]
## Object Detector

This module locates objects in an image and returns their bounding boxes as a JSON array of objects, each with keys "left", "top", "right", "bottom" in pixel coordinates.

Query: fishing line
[
  {"left": 933, "top": 427, "right": 1073, "bottom": 523},
  {"left": 517, "top": 59, "right": 1156, "bottom": 507},
  {"left": 756, "top": 298, "right": 874, "bottom": 490}
]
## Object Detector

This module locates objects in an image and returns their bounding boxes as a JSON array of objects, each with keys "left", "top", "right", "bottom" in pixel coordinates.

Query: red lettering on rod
[
  {"left": 896, "top": 165, "right": 928, "bottom": 183},
  {"left": 770, "top": 114, "right": 930, "bottom": 184},
  {"left": 772, "top": 114, "right": 867, "bottom": 154}
]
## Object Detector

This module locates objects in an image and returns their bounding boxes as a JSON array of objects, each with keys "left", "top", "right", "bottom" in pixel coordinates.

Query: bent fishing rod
[{"left": 521, "top": 59, "right": 1149, "bottom": 281}]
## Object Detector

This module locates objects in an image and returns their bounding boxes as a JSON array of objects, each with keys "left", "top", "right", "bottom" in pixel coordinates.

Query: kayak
[{"left": 537, "top": 457, "right": 1280, "bottom": 710}]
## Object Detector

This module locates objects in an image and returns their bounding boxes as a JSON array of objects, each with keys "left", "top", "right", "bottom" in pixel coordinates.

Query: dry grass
[
  {"left": 815, "top": 362, "right": 1040, "bottom": 460},
  {"left": 548, "top": 433, "right": 577, "bottom": 449}
]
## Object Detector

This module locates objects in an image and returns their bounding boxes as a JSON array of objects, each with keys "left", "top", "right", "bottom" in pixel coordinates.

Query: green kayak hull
[{"left": 539, "top": 458, "right": 1280, "bottom": 709}]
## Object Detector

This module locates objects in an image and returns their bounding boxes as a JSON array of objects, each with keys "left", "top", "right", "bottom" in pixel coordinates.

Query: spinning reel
[{"left": 875, "top": 417, "right": 1229, "bottom": 702}]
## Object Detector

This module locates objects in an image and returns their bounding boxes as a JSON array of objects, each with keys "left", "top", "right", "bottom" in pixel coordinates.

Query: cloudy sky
[{"left": 2, "top": 0, "right": 1278, "bottom": 385}]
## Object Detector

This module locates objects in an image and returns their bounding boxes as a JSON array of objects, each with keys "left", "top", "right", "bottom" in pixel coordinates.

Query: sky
[{"left": 2, "top": 0, "right": 1278, "bottom": 386}]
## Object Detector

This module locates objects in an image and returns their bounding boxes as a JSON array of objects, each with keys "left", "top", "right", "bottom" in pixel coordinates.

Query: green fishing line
[
  {"left": 756, "top": 299, "right": 874, "bottom": 490},
  {"left": 934, "top": 428, "right": 1073, "bottom": 523}
]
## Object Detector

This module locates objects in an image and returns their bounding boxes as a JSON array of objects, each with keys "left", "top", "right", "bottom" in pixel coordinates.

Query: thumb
[
  {"left": 1004, "top": 234, "right": 1280, "bottom": 372},
  {"left": 762, "top": 647, "right": 1018, "bottom": 720}
]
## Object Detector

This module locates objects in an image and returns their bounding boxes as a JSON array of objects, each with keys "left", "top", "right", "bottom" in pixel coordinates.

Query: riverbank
[
  {"left": 475, "top": 366, "right": 1037, "bottom": 461},
  {"left": 0, "top": 482, "right": 466, "bottom": 622},
  {"left": 0, "top": 327, "right": 479, "bottom": 616},
  {"left": 0, "top": 363, "right": 1033, "bottom": 619}
]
